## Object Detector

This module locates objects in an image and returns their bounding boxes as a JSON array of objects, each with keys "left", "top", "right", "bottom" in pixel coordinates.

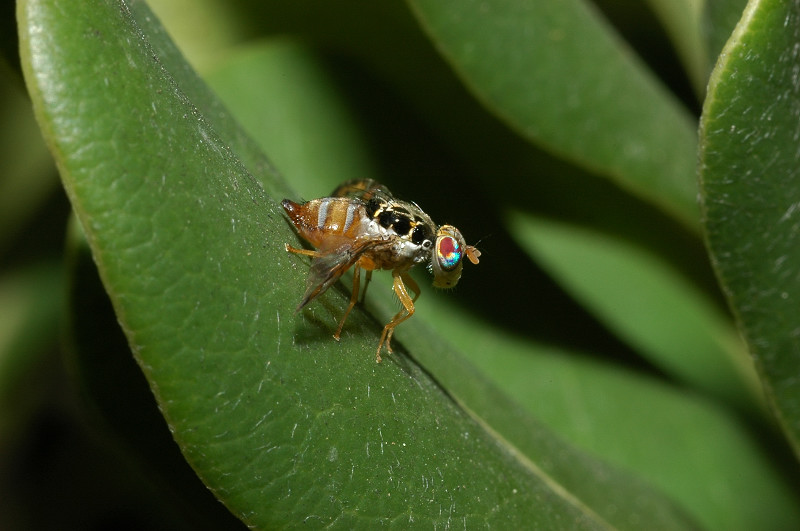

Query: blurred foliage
[{"left": 3, "top": 0, "right": 800, "bottom": 529}]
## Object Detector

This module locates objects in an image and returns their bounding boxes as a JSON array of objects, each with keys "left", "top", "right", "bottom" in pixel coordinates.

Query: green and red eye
[
  {"left": 431, "top": 226, "right": 468, "bottom": 288},
  {"left": 436, "top": 235, "right": 462, "bottom": 271}
]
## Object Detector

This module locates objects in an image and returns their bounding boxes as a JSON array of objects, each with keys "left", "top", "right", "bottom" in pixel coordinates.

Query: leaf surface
[
  {"left": 644, "top": 0, "right": 708, "bottom": 93},
  {"left": 699, "top": 0, "right": 800, "bottom": 456},
  {"left": 204, "top": 41, "right": 379, "bottom": 197},
  {"left": 413, "top": 296, "right": 800, "bottom": 531},
  {"left": 19, "top": 0, "right": 697, "bottom": 527},
  {"left": 408, "top": 0, "right": 699, "bottom": 228},
  {"left": 507, "top": 212, "right": 760, "bottom": 412}
]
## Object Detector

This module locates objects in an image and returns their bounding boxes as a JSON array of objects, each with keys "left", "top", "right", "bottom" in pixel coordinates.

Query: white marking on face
[{"left": 366, "top": 218, "right": 390, "bottom": 237}]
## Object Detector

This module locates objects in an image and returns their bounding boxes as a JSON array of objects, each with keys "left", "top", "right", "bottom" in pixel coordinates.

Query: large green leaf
[
  {"left": 19, "top": 0, "right": 696, "bottom": 527},
  {"left": 65, "top": 218, "right": 249, "bottom": 530},
  {"left": 408, "top": 0, "right": 699, "bottom": 229},
  {"left": 204, "top": 43, "right": 756, "bottom": 527},
  {"left": 507, "top": 212, "right": 761, "bottom": 413},
  {"left": 412, "top": 297, "right": 800, "bottom": 531},
  {"left": 699, "top": 0, "right": 800, "bottom": 455}
]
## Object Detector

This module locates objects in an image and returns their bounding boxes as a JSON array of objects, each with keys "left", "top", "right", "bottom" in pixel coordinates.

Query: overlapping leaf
[
  {"left": 19, "top": 0, "right": 697, "bottom": 528},
  {"left": 408, "top": 0, "right": 699, "bottom": 228},
  {"left": 506, "top": 212, "right": 760, "bottom": 412},
  {"left": 700, "top": 0, "right": 800, "bottom": 456}
]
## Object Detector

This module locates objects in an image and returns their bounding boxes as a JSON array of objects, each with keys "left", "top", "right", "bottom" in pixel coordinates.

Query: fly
[{"left": 282, "top": 179, "right": 480, "bottom": 362}]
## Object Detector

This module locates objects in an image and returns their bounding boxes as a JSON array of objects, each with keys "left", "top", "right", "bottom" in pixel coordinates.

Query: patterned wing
[{"left": 296, "top": 235, "right": 396, "bottom": 310}]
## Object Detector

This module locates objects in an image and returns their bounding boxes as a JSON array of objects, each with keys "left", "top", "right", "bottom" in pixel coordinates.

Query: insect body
[{"left": 282, "top": 179, "right": 480, "bottom": 362}]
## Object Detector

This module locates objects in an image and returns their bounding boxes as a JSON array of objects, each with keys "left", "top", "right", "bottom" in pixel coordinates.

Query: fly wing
[
  {"left": 331, "top": 179, "right": 394, "bottom": 203},
  {"left": 296, "top": 236, "right": 394, "bottom": 310}
]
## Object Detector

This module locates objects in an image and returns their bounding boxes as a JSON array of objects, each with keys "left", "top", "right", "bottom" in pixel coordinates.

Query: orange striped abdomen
[{"left": 282, "top": 197, "right": 366, "bottom": 248}]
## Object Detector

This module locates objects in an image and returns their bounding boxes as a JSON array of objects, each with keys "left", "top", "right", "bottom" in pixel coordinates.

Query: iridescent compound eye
[
  {"left": 431, "top": 225, "right": 467, "bottom": 288},
  {"left": 436, "top": 236, "right": 462, "bottom": 271}
]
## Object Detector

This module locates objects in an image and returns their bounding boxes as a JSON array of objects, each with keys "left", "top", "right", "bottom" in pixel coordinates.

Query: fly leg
[
  {"left": 335, "top": 264, "right": 361, "bottom": 341},
  {"left": 285, "top": 243, "right": 320, "bottom": 258},
  {"left": 404, "top": 273, "right": 421, "bottom": 303},
  {"left": 360, "top": 270, "right": 373, "bottom": 304},
  {"left": 376, "top": 271, "right": 420, "bottom": 362}
]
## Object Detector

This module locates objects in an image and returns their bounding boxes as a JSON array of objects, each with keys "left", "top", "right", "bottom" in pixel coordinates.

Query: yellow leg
[
  {"left": 335, "top": 264, "right": 361, "bottom": 341},
  {"left": 360, "top": 270, "right": 373, "bottom": 303},
  {"left": 376, "top": 271, "right": 418, "bottom": 362},
  {"left": 403, "top": 273, "right": 421, "bottom": 303},
  {"left": 285, "top": 243, "right": 320, "bottom": 258}
]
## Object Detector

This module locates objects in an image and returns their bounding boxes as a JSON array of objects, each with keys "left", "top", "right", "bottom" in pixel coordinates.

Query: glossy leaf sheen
[
  {"left": 408, "top": 0, "right": 699, "bottom": 228},
  {"left": 700, "top": 0, "right": 800, "bottom": 455},
  {"left": 19, "top": 0, "right": 695, "bottom": 528}
]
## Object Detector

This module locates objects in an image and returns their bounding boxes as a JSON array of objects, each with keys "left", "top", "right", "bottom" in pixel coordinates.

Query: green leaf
[
  {"left": 204, "top": 39, "right": 787, "bottom": 526},
  {"left": 19, "top": 0, "right": 697, "bottom": 528},
  {"left": 146, "top": 0, "right": 244, "bottom": 71},
  {"left": 413, "top": 298, "right": 800, "bottom": 531},
  {"left": 699, "top": 0, "right": 800, "bottom": 456},
  {"left": 0, "top": 263, "right": 62, "bottom": 452},
  {"left": 0, "top": 61, "right": 58, "bottom": 253},
  {"left": 408, "top": 0, "right": 699, "bottom": 229},
  {"left": 704, "top": 0, "right": 750, "bottom": 73},
  {"left": 507, "top": 212, "right": 761, "bottom": 413},
  {"left": 373, "top": 294, "right": 700, "bottom": 530},
  {"left": 643, "top": 0, "right": 709, "bottom": 94},
  {"left": 65, "top": 218, "right": 249, "bottom": 530},
  {"left": 637, "top": 0, "right": 749, "bottom": 96},
  {"left": 209, "top": 39, "right": 708, "bottom": 529},
  {"left": 499, "top": 349, "right": 800, "bottom": 531},
  {"left": 204, "top": 40, "right": 379, "bottom": 197}
]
